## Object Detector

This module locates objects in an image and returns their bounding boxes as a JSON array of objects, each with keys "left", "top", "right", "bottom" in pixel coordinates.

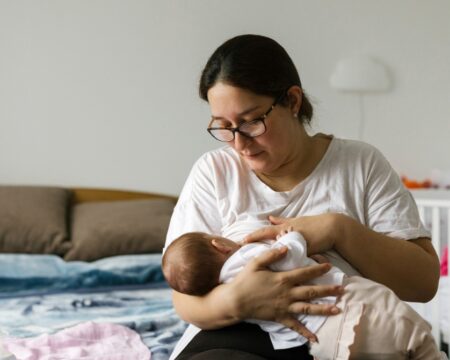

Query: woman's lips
[{"left": 242, "top": 151, "right": 263, "bottom": 159}]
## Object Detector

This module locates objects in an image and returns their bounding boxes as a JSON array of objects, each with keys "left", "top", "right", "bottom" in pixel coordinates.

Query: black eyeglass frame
[{"left": 207, "top": 92, "right": 286, "bottom": 142}]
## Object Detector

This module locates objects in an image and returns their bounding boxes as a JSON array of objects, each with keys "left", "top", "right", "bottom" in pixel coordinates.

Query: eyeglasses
[{"left": 207, "top": 96, "right": 281, "bottom": 142}]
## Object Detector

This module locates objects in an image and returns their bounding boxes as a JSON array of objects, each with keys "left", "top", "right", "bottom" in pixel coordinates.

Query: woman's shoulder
[
  {"left": 328, "top": 137, "right": 387, "bottom": 165},
  {"left": 312, "top": 136, "right": 392, "bottom": 184},
  {"left": 328, "top": 137, "right": 398, "bottom": 190},
  {"left": 332, "top": 137, "right": 382, "bottom": 155}
]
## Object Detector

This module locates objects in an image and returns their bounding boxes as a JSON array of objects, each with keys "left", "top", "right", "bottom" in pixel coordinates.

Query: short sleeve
[
  {"left": 164, "top": 154, "right": 222, "bottom": 252},
  {"left": 364, "top": 148, "right": 430, "bottom": 240}
]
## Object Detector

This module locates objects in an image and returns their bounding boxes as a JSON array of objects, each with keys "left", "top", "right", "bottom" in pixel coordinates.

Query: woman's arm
[
  {"left": 172, "top": 247, "right": 344, "bottom": 342},
  {"left": 336, "top": 214, "right": 440, "bottom": 302},
  {"left": 245, "top": 214, "right": 440, "bottom": 302},
  {"left": 172, "top": 285, "right": 238, "bottom": 329}
]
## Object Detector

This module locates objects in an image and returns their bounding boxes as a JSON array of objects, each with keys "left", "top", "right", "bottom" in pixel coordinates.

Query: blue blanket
[
  {"left": 0, "top": 253, "right": 165, "bottom": 296},
  {"left": 0, "top": 254, "right": 187, "bottom": 360}
]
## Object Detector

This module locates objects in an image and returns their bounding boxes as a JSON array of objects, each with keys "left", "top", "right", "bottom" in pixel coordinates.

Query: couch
[{"left": 0, "top": 186, "right": 177, "bottom": 261}]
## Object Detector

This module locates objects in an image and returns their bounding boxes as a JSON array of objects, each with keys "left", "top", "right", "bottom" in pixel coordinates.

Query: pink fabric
[
  {"left": 3, "top": 322, "right": 151, "bottom": 360},
  {"left": 442, "top": 246, "right": 448, "bottom": 276}
]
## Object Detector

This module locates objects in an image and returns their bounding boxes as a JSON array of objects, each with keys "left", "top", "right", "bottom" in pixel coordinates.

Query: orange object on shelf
[{"left": 401, "top": 176, "right": 433, "bottom": 189}]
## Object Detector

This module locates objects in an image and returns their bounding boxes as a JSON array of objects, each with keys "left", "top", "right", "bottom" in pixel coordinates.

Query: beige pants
[{"left": 309, "top": 276, "right": 442, "bottom": 360}]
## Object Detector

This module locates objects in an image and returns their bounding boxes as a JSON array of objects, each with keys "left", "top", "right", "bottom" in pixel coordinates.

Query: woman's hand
[
  {"left": 275, "top": 226, "right": 294, "bottom": 240},
  {"left": 229, "top": 246, "right": 344, "bottom": 342},
  {"left": 244, "top": 214, "right": 344, "bottom": 256}
]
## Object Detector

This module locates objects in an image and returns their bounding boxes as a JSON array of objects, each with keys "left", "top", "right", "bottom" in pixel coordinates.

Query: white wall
[{"left": 1, "top": 0, "right": 449, "bottom": 195}]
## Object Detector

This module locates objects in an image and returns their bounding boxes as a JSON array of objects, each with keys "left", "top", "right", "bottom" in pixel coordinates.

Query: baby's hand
[{"left": 276, "top": 226, "right": 294, "bottom": 240}]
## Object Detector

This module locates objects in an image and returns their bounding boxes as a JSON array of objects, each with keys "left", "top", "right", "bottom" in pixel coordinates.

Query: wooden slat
[{"left": 70, "top": 188, "right": 177, "bottom": 205}]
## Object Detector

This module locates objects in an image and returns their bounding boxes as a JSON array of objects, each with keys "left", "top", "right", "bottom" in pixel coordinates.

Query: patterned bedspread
[{"left": 0, "top": 254, "right": 187, "bottom": 360}]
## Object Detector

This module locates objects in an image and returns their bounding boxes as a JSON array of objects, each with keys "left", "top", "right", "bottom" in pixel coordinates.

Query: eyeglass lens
[{"left": 209, "top": 119, "right": 266, "bottom": 141}]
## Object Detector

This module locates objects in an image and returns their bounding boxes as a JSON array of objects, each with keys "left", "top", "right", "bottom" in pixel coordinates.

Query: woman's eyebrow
[{"left": 211, "top": 105, "right": 262, "bottom": 120}]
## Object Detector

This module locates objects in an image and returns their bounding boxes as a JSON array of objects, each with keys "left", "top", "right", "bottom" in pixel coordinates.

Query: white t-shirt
[
  {"left": 220, "top": 231, "right": 345, "bottom": 350},
  {"left": 165, "top": 136, "right": 430, "bottom": 359}
]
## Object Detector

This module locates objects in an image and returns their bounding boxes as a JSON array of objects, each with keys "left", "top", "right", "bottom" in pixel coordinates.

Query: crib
[{"left": 410, "top": 189, "right": 450, "bottom": 352}]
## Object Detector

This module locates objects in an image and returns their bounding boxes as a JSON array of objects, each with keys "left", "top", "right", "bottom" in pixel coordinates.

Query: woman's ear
[
  {"left": 286, "top": 85, "right": 302, "bottom": 115},
  {"left": 211, "top": 239, "right": 233, "bottom": 254}
]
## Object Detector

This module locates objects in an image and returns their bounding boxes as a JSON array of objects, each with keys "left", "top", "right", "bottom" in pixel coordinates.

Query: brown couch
[{"left": 0, "top": 186, "right": 177, "bottom": 261}]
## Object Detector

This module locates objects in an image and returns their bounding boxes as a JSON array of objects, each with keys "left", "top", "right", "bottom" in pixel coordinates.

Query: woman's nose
[{"left": 233, "top": 131, "right": 251, "bottom": 150}]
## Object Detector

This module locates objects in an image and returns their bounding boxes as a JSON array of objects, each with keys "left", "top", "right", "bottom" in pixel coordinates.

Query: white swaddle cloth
[{"left": 219, "top": 231, "right": 345, "bottom": 350}]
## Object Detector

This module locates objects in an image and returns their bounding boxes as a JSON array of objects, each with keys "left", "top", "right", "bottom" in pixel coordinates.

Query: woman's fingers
[
  {"left": 310, "top": 254, "right": 330, "bottom": 264},
  {"left": 233, "top": 252, "right": 343, "bottom": 327},
  {"left": 288, "top": 301, "right": 341, "bottom": 317},
  {"left": 279, "top": 317, "right": 317, "bottom": 343},
  {"left": 248, "top": 247, "right": 288, "bottom": 270},
  {"left": 281, "top": 263, "right": 333, "bottom": 284},
  {"left": 244, "top": 217, "right": 294, "bottom": 243},
  {"left": 244, "top": 226, "right": 281, "bottom": 243},
  {"left": 268, "top": 215, "right": 289, "bottom": 225},
  {"left": 290, "top": 283, "right": 344, "bottom": 303}
]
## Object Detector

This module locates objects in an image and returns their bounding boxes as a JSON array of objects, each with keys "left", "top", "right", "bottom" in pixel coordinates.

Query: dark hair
[
  {"left": 199, "top": 34, "right": 313, "bottom": 125},
  {"left": 162, "top": 232, "right": 224, "bottom": 296}
]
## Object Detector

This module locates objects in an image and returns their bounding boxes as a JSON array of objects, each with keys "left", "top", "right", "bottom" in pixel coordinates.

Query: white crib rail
[{"left": 413, "top": 195, "right": 450, "bottom": 347}]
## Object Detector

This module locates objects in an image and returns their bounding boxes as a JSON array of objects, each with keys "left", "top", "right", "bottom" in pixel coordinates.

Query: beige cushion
[
  {"left": 64, "top": 199, "right": 174, "bottom": 261},
  {"left": 0, "top": 186, "right": 71, "bottom": 254}
]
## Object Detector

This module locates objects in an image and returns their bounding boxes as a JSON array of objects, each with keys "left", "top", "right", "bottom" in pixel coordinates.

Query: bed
[
  {"left": 1, "top": 186, "right": 448, "bottom": 359},
  {"left": 409, "top": 189, "right": 450, "bottom": 354},
  {"left": 0, "top": 187, "right": 188, "bottom": 360}
]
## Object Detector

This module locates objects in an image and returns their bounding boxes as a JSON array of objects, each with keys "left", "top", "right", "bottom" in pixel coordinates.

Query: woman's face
[{"left": 207, "top": 83, "right": 303, "bottom": 176}]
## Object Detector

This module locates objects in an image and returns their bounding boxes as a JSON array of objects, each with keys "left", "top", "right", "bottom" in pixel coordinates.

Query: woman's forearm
[
  {"left": 335, "top": 214, "right": 440, "bottom": 302},
  {"left": 172, "top": 285, "right": 240, "bottom": 329}
]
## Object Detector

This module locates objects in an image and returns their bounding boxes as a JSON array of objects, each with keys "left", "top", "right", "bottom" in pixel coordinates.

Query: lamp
[{"left": 330, "top": 55, "right": 391, "bottom": 140}]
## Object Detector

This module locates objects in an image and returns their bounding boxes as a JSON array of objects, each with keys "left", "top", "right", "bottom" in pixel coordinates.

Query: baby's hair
[{"left": 162, "top": 232, "right": 224, "bottom": 296}]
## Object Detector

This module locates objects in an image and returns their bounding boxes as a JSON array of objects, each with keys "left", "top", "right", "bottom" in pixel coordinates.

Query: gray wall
[{"left": 1, "top": 0, "right": 449, "bottom": 195}]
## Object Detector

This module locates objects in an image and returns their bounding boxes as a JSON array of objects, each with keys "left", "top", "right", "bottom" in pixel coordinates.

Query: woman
[{"left": 165, "top": 34, "right": 440, "bottom": 360}]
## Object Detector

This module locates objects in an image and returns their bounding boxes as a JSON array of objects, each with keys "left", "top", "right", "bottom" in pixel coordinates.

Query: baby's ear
[{"left": 211, "top": 239, "right": 232, "bottom": 254}]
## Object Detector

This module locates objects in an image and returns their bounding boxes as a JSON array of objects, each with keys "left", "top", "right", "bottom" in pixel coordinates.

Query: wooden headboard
[{"left": 70, "top": 188, "right": 178, "bottom": 205}]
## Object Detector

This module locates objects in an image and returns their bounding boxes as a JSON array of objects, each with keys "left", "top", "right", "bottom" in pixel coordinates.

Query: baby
[{"left": 162, "top": 230, "right": 446, "bottom": 359}]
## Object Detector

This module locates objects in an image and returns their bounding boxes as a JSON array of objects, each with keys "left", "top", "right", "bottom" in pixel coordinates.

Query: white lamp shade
[{"left": 330, "top": 55, "right": 391, "bottom": 93}]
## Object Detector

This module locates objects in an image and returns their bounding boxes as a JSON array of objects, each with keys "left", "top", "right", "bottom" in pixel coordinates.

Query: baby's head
[{"left": 162, "top": 232, "right": 240, "bottom": 296}]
